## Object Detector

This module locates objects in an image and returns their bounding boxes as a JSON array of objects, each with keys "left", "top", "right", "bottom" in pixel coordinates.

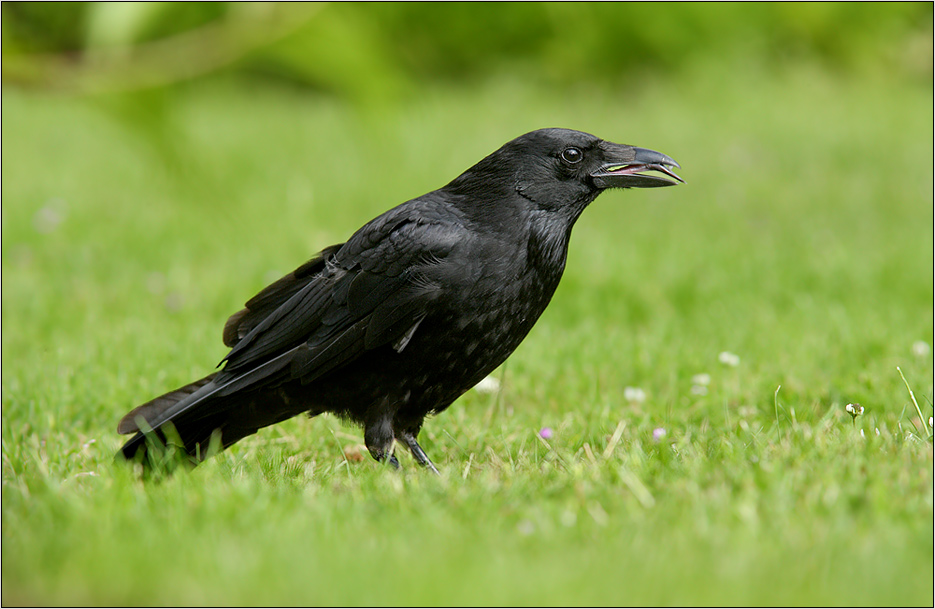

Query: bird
[{"left": 117, "top": 127, "right": 682, "bottom": 473}]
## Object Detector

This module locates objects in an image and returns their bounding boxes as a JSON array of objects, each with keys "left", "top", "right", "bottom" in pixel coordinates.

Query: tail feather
[
  {"left": 117, "top": 374, "right": 217, "bottom": 434},
  {"left": 117, "top": 374, "right": 306, "bottom": 468},
  {"left": 118, "top": 405, "right": 240, "bottom": 466},
  {"left": 118, "top": 374, "right": 225, "bottom": 465}
]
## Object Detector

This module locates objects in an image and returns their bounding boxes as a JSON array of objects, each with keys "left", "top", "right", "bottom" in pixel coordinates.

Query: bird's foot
[{"left": 399, "top": 431, "right": 440, "bottom": 475}]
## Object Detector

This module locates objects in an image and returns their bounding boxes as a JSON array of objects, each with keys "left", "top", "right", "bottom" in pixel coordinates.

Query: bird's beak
[{"left": 591, "top": 145, "right": 684, "bottom": 189}]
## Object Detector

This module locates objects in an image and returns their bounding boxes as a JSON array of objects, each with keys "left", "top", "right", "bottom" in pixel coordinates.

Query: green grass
[{"left": 3, "top": 63, "right": 933, "bottom": 606}]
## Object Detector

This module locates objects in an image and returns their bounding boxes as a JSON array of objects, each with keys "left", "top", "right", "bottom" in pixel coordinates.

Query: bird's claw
[{"left": 399, "top": 431, "right": 440, "bottom": 475}]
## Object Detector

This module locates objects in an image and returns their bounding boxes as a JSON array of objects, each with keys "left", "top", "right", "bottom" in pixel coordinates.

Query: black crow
[{"left": 118, "top": 128, "right": 682, "bottom": 473}]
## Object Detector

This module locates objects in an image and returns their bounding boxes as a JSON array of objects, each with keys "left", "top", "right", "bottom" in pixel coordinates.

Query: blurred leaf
[
  {"left": 1, "top": 2, "right": 88, "bottom": 54},
  {"left": 248, "top": 6, "right": 408, "bottom": 105},
  {"left": 85, "top": 2, "right": 173, "bottom": 49},
  {"left": 2, "top": 3, "right": 932, "bottom": 96}
]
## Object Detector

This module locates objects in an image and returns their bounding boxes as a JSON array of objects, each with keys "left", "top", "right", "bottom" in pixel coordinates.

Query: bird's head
[
  {"left": 513, "top": 127, "right": 682, "bottom": 200},
  {"left": 445, "top": 128, "right": 683, "bottom": 223}
]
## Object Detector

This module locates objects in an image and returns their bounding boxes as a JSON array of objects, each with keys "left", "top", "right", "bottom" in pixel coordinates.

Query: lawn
[{"left": 2, "top": 63, "right": 933, "bottom": 606}]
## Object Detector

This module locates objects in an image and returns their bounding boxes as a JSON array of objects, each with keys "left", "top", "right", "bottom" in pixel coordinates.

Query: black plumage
[{"left": 118, "top": 128, "right": 682, "bottom": 472}]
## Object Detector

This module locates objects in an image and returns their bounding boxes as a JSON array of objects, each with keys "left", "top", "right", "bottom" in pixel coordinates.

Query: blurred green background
[
  {"left": 3, "top": 2, "right": 933, "bottom": 607},
  {"left": 3, "top": 2, "right": 932, "bottom": 96}
]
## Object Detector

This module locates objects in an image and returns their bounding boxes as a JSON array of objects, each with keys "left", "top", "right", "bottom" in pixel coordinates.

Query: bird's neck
[{"left": 526, "top": 207, "right": 575, "bottom": 280}]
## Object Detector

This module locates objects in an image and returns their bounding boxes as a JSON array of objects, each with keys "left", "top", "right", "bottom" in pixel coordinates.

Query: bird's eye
[{"left": 561, "top": 147, "right": 583, "bottom": 164}]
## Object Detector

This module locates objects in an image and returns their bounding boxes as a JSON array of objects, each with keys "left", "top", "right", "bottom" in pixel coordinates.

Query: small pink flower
[
  {"left": 539, "top": 427, "right": 554, "bottom": 440},
  {"left": 652, "top": 427, "right": 667, "bottom": 442}
]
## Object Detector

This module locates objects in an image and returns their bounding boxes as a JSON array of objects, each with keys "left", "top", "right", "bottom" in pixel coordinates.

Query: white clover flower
[
  {"left": 690, "top": 373, "right": 710, "bottom": 396},
  {"left": 624, "top": 386, "right": 646, "bottom": 403},
  {"left": 652, "top": 427, "right": 666, "bottom": 442},
  {"left": 912, "top": 340, "right": 931, "bottom": 358},
  {"left": 845, "top": 403, "right": 864, "bottom": 424},
  {"left": 844, "top": 403, "right": 865, "bottom": 415},
  {"left": 474, "top": 376, "right": 500, "bottom": 394},
  {"left": 718, "top": 351, "right": 740, "bottom": 367}
]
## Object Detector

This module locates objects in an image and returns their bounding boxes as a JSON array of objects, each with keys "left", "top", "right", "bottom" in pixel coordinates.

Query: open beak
[{"left": 591, "top": 145, "right": 684, "bottom": 189}]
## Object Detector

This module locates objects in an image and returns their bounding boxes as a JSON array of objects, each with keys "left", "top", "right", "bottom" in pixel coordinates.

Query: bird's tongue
[{"left": 606, "top": 163, "right": 683, "bottom": 182}]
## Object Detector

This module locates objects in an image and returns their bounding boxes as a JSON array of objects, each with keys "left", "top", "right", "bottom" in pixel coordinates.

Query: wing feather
[
  {"left": 209, "top": 207, "right": 463, "bottom": 397},
  {"left": 222, "top": 280, "right": 334, "bottom": 372},
  {"left": 223, "top": 244, "right": 342, "bottom": 347}
]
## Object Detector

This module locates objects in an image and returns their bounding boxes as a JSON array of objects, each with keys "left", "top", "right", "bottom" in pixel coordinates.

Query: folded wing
[{"left": 119, "top": 205, "right": 464, "bottom": 437}]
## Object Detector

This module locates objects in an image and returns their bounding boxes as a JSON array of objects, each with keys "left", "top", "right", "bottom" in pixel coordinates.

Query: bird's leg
[{"left": 398, "top": 430, "right": 440, "bottom": 475}]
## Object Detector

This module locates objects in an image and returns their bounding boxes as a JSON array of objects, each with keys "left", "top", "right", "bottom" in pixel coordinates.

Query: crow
[{"left": 117, "top": 128, "right": 682, "bottom": 473}]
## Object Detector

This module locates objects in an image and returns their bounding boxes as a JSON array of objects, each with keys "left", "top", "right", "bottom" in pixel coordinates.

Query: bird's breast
[{"left": 424, "top": 233, "right": 567, "bottom": 359}]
